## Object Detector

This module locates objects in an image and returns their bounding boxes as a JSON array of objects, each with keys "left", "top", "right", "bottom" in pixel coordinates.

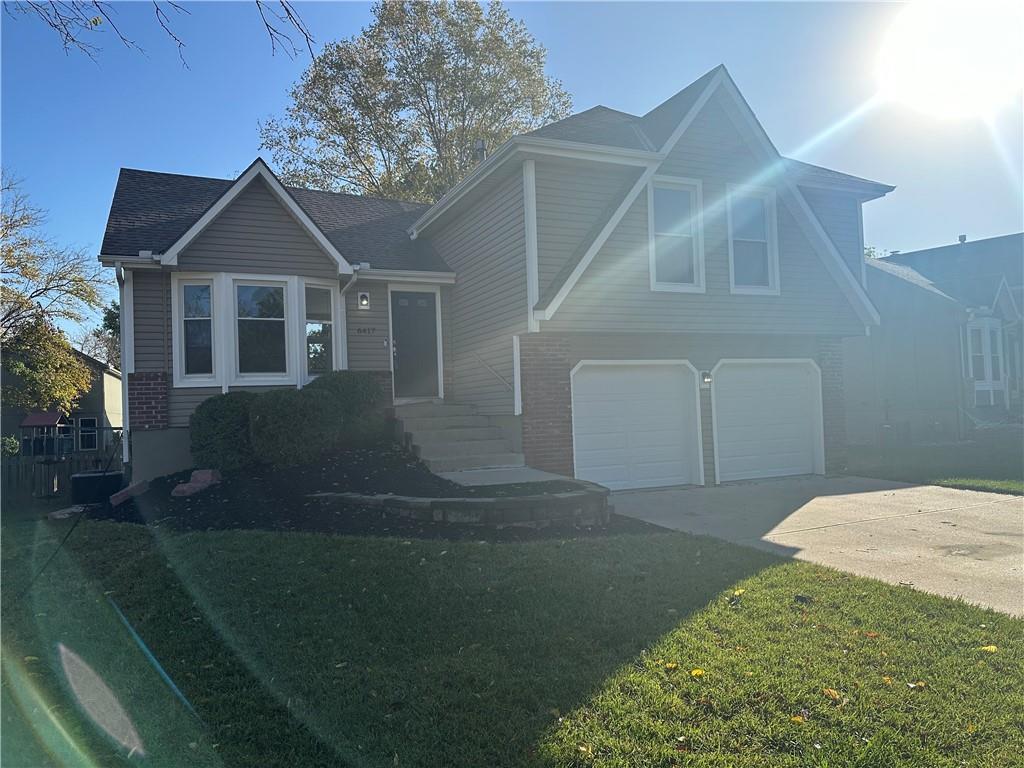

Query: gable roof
[
  {"left": 532, "top": 65, "right": 882, "bottom": 326},
  {"left": 866, "top": 258, "right": 957, "bottom": 302},
  {"left": 100, "top": 161, "right": 451, "bottom": 274}
]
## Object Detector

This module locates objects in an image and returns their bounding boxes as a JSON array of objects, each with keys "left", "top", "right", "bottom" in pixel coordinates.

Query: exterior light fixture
[
  {"left": 357, "top": 291, "right": 370, "bottom": 310},
  {"left": 700, "top": 371, "right": 713, "bottom": 387}
]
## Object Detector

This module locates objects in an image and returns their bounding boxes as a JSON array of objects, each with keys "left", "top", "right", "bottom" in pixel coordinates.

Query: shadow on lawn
[{"left": 6, "top": 498, "right": 782, "bottom": 767}]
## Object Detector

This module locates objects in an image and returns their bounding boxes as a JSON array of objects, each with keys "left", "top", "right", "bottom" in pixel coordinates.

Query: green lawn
[
  {"left": 3, "top": 514, "right": 1022, "bottom": 767},
  {"left": 847, "top": 429, "right": 1024, "bottom": 494}
]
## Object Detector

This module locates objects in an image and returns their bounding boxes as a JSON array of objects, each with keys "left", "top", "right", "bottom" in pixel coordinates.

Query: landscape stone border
[{"left": 308, "top": 480, "right": 610, "bottom": 528}]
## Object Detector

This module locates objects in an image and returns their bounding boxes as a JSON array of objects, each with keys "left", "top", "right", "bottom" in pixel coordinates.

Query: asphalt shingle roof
[
  {"left": 866, "top": 258, "right": 956, "bottom": 302},
  {"left": 101, "top": 169, "right": 451, "bottom": 273},
  {"left": 524, "top": 65, "right": 893, "bottom": 195}
]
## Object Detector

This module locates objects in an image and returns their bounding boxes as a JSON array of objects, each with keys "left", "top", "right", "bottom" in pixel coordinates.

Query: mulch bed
[{"left": 89, "top": 444, "right": 659, "bottom": 542}]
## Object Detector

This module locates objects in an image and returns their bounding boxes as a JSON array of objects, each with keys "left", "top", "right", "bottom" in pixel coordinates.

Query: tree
[
  {"left": 2, "top": 315, "right": 93, "bottom": 414},
  {"left": 2, "top": 173, "right": 104, "bottom": 341},
  {"left": 2, "top": 172, "right": 105, "bottom": 411},
  {"left": 6, "top": 1, "right": 314, "bottom": 61},
  {"left": 260, "top": 1, "right": 572, "bottom": 202},
  {"left": 78, "top": 300, "right": 120, "bottom": 368}
]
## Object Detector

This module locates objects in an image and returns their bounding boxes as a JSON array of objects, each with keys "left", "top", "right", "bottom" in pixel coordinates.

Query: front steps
[{"left": 394, "top": 401, "right": 524, "bottom": 473}]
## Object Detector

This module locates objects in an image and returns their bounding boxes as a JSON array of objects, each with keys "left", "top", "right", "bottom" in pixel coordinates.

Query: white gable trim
[
  {"left": 159, "top": 159, "right": 353, "bottom": 275},
  {"left": 542, "top": 69, "right": 880, "bottom": 326},
  {"left": 537, "top": 69, "right": 726, "bottom": 321}
]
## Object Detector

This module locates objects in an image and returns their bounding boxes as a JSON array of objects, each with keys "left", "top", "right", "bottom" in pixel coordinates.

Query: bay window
[
  {"left": 171, "top": 273, "right": 343, "bottom": 389},
  {"left": 649, "top": 178, "right": 704, "bottom": 292},
  {"left": 966, "top": 318, "right": 1006, "bottom": 407},
  {"left": 236, "top": 283, "right": 287, "bottom": 375},
  {"left": 727, "top": 185, "right": 779, "bottom": 294}
]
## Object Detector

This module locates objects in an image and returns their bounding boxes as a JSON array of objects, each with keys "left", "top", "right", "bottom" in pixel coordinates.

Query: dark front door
[{"left": 391, "top": 291, "right": 439, "bottom": 399}]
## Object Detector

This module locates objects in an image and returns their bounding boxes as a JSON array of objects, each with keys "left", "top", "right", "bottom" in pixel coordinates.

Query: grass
[
  {"left": 3, "top": 511, "right": 1022, "bottom": 767},
  {"left": 847, "top": 429, "right": 1024, "bottom": 495}
]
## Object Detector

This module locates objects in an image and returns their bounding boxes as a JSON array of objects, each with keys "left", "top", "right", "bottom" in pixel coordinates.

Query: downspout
[{"left": 116, "top": 265, "right": 130, "bottom": 469}]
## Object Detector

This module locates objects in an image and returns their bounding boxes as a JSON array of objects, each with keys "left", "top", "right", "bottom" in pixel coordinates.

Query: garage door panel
[
  {"left": 572, "top": 363, "right": 701, "bottom": 490},
  {"left": 713, "top": 361, "right": 822, "bottom": 483}
]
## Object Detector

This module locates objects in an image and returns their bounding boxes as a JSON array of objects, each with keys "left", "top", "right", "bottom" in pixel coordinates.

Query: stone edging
[{"left": 308, "top": 480, "right": 610, "bottom": 528}]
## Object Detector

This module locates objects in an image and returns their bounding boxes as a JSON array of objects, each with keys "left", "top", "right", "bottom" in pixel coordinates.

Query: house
[
  {"left": 844, "top": 233, "right": 1023, "bottom": 448},
  {"left": 100, "top": 65, "right": 896, "bottom": 489},
  {"left": 1, "top": 349, "right": 123, "bottom": 459}
]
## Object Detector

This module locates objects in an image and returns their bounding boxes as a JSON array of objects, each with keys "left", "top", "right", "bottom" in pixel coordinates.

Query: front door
[{"left": 390, "top": 290, "right": 439, "bottom": 399}]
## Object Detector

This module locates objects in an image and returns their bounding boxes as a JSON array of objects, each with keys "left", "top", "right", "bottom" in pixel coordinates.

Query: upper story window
[
  {"left": 304, "top": 285, "right": 334, "bottom": 377},
  {"left": 236, "top": 283, "right": 288, "bottom": 375},
  {"left": 649, "top": 178, "right": 704, "bottom": 293},
  {"left": 727, "top": 185, "right": 779, "bottom": 295},
  {"left": 179, "top": 280, "right": 215, "bottom": 382}
]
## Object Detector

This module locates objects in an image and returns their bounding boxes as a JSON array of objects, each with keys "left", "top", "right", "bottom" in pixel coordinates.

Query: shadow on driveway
[{"left": 613, "top": 474, "right": 1024, "bottom": 616}]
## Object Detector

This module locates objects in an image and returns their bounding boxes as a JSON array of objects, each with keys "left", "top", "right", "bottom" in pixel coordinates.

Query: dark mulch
[{"left": 92, "top": 444, "right": 652, "bottom": 542}]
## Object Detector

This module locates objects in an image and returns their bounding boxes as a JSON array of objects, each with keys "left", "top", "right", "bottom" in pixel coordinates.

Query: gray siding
[
  {"left": 542, "top": 92, "right": 863, "bottom": 337},
  {"left": 429, "top": 171, "right": 527, "bottom": 415},
  {"left": 535, "top": 160, "right": 634, "bottom": 297},
  {"left": 843, "top": 268, "right": 965, "bottom": 445},
  {"left": 132, "top": 269, "right": 170, "bottom": 373},
  {"left": 801, "top": 187, "right": 863, "bottom": 280},
  {"left": 345, "top": 282, "right": 391, "bottom": 371},
  {"left": 178, "top": 177, "right": 338, "bottom": 279}
]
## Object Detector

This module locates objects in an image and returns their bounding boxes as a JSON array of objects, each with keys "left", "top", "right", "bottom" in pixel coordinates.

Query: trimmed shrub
[
  {"left": 306, "top": 371, "right": 390, "bottom": 445},
  {"left": 249, "top": 388, "right": 341, "bottom": 467},
  {"left": 190, "top": 391, "right": 258, "bottom": 472}
]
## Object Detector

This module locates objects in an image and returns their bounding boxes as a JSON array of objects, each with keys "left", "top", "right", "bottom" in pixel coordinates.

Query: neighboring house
[
  {"left": 1, "top": 350, "right": 123, "bottom": 458},
  {"left": 844, "top": 233, "right": 1023, "bottom": 447},
  {"left": 101, "top": 65, "right": 895, "bottom": 489}
]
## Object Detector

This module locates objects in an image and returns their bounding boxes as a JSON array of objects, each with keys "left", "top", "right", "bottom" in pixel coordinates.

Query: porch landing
[{"left": 438, "top": 466, "right": 571, "bottom": 487}]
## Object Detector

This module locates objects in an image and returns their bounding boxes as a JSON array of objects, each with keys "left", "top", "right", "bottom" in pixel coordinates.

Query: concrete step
[
  {"left": 423, "top": 452, "right": 525, "bottom": 473},
  {"left": 394, "top": 402, "right": 478, "bottom": 418},
  {"left": 399, "top": 414, "right": 491, "bottom": 432},
  {"left": 413, "top": 438, "right": 511, "bottom": 460},
  {"left": 408, "top": 426, "right": 504, "bottom": 444}
]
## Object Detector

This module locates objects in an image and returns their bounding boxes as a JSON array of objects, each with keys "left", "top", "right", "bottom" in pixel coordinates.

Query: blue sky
[{"left": 3, "top": 1, "right": 1022, "bottom": 324}]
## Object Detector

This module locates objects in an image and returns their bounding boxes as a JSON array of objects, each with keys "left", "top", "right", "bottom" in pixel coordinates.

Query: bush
[
  {"left": 249, "top": 388, "right": 341, "bottom": 467},
  {"left": 305, "top": 371, "right": 383, "bottom": 418},
  {"left": 190, "top": 391, "right": 258, "bottom": 472},
  {"left": 1, "top": 435, "right": 20, "bottom": 458}
]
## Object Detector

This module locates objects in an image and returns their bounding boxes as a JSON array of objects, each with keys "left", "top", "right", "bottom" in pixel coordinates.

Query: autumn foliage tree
[
  {"left": 260, "top": 1, "right": 572, "bottom": 202},
  {"left": 1, "top": 172, "right": 104, "bottom": 413}
]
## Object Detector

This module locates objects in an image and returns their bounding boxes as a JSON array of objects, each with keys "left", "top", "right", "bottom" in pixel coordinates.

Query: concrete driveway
[{"left": 613, "top": 475, "right": 1023, "bottom": 616}]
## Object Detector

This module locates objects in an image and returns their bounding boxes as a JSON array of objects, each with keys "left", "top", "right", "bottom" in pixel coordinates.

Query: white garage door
[
  {"left": 571, "top": 362, "right": 702, "bottom": 490},
  {"left": 712, "top": 361, "right": 823, "bottom": 483}
]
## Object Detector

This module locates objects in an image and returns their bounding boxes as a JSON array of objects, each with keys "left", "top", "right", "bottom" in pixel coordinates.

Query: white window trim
[
  {"left": 233, "top": 277, "right": 293, "bottom": 386},
  {"left": 966, "top": 317, "right": 1007, "bottom": 407},
  {"left": 171, "top": 274, "right": 219, "bottom": 388},
  {"left": 77, "top": 417, "right": 98, "bottom": 452},
  {"left": 648, "top": 176, "right": 706, "bottom": 293},
  {"left": 300, "top": 277, "right": 342, "bottom": 384},
  {"left": 171, "top": 272, "right": 347, "bottom": 390},
  {"left": 726, "top": 183, "right": 780, "bottom": 296}
]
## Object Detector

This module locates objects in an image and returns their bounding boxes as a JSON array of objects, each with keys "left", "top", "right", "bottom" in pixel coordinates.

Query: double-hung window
[
  {"left": 182, "top": 282, "right": 214, "bottom": 376},
  {"left": 304, "top": 284, "right": 334, "bottom": 378},
  {"left": 77, "top": 417, "right": 98, "bottom": 451},
  {"left": 727, "top": 185, "right": 779, "bottom": 294},
  {"left": 649, "top": 178, "right": 704, "bottom": 292},
  {"left": 235, "top": 282, "right": 288, "bottom": 376},
  {"left": 967, "top": 318, "right": 1006, "bottom": 407}
]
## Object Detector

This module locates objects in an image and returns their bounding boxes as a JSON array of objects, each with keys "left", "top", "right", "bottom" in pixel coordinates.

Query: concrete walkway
[{"left": 613, "top": 475, "right": 1024, "bottom": 616}]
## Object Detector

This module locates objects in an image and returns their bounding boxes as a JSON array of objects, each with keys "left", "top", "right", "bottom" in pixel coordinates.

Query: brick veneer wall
[
  {"left": 519, "top": 334, "right": 574, "bottom": 475},
  {"left": 127, "top": 372, "right": 169, "bottom": 430},
  {"left": 816, "top": 336, "right": 847, "bottom": 474}
]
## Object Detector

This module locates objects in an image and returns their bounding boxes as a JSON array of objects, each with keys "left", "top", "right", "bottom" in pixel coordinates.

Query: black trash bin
[{"left": 71, "top": 470, "right": 125, "bottom": 505}]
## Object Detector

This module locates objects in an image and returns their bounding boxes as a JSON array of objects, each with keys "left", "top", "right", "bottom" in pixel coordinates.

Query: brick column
[
  {"left": 519, "top": 334, "right": 574, "bottom": 476},
  {"left": 127, "top": 372, "right": 169, "bottom": 430},
  {"left": 816, "top": 337, "right": 847, "bottom": 474}
]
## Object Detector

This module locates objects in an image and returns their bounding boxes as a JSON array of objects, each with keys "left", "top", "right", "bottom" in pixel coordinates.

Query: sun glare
[{"left": 876, "top": 0, "right": 1024, "bottom": 120}]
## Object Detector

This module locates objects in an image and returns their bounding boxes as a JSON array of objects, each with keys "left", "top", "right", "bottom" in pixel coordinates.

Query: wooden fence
[{"left": 3, "top": 431, "right": 124, "bottom": 499}]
